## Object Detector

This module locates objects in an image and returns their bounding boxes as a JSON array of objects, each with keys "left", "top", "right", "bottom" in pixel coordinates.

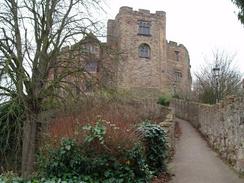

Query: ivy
[
  {"left": 137, "top": 121, "right": 168, "bottom": 174},
  {"left": 36, "top": 119, "right": 168, "bottom": 182},
  {"left": 82, "top": 120, "right": 106, "bottom": 144}
]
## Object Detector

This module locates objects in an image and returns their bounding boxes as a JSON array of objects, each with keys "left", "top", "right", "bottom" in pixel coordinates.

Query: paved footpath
[{"left": 171, "top": 118, "right": 244, "bottom": 183}]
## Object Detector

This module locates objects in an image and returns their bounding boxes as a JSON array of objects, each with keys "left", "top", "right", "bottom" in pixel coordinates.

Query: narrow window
[
  {"left": 138, "top": 21, "right": 151, "bottom": 35},
  {"left": 84, "top": 61, "right": 97, "bottom": 72},
  {"left": 138, "top": 44, "right": 151, "bottom": 58},
  {"left": 88, "top": 45, "right": 96, "bottom": 53},
  {"left": 175, "top": 71, "right": 182, "bottom": 81},
  {"left": 83, "top": 44, "right": 96, "bottom": 54},
  {"left": 175, "top": 51, "right": 180, "bottom": 61}
]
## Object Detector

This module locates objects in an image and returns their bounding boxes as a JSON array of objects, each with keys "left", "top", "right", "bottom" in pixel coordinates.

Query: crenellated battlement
[
  {"left": 107, "top": 6, "right": 191, "bottom": 95},
  {"left": 138, "top": 9, "right": 150, "bottom": 14},
  {"left": 119, "top": 6, "right": 133, "bottom": 13},
  {"left": 118, "top": 6, "right": 166, "bottom": 17},
  {"left": 167, "top": 41, "right": 186, "bottom": 49},
  {"left": 58, "top": 7, "right": 192, "bottom": 97}
]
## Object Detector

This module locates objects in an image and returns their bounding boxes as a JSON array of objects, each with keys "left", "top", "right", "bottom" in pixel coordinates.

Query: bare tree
[
  {"left": 194, "top": 50, "right": 242, "bottom": 104},
  {"left": 0, "top": 0, "right": 105, "bottom": 177},
  {"left": 231, "top": 0, "right": 244, "bottom": 25}
]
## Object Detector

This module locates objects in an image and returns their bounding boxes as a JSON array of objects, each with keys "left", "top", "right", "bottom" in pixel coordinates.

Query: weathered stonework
[
  {"left": 108, "top": 7, "right": 192, "bottom": 96},
  {"left": 51, "top": 34, "right": 103, "bottom": 94},
  {"left": 160, "top": 110, "right": 175, "bottom": 155},
  {"left": 171, "top": 97, "right": 244, "bottom": 173},
  {"left": 55, "top": 7, "right": 192, "bottom": 96}
]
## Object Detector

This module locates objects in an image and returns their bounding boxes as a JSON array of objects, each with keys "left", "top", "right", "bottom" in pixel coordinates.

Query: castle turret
[
  {"left": 107, "top": 7, "right": 167, "bottom": 92},
  {"left": 107, "top": 7, "right": 192, "bottom": 96}
]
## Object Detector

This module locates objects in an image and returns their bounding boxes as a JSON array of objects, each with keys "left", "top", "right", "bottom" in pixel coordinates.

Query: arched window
[
  {"left": 175, "top": 50, "right": 180, "bottom": 61},
  {"left": 84, "top": 61, "right": 97, "bottom": 72},
  {"left": 138, "top": 44, "right": 150, "bottom": 58}
]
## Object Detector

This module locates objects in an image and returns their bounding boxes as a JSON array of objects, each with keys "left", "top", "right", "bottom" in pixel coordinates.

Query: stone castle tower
[{"left": 107, "top": 6, "right": 192, "bottom": 96}]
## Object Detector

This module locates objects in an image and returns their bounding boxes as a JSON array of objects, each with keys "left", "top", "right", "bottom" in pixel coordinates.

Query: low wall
[
  {"left": 171, "top": 97, "right": 244, "bottom": 173},
  {"left": 160, "top": 109, "right": 175, "bottom": 157}
]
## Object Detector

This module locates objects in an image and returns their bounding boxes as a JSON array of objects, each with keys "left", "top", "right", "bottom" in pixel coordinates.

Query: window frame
[
  {"left": 84, "top": 61, "right": 98, "bottom": 73},
  {"left": 138, "top": 43, "right": 151, "bottom": 59},
  {"left": 175, "top": 71, "right": 182, "bottom": 81},
  {"left": 175, "top": 50, "right": 180, "bottom": 61},
  {"left": 138, "top": 20, "right": 151, "bottom": 36}
]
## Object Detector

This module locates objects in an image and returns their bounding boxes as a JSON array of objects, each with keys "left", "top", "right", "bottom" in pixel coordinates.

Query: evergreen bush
[
  {"left": 137, "top": 121, "right": 168, "bottom": 174},
  {"left": 157, "top": 95, "right": 171, "bottom": 106},
  {"left": 37, "top": 119, "right": 168, "bottom": 182}
]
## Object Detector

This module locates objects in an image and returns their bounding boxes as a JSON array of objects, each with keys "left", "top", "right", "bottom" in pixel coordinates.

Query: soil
[{"left": 152, "top": 172, "right": 172, "bottom": 183}]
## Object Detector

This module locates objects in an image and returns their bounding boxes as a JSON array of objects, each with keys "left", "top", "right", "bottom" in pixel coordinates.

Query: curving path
[{"left": 171, "top": 118, "right": 244, "bottom": 183}]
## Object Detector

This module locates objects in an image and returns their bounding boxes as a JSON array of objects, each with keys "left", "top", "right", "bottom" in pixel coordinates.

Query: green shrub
[
  {"left": 0, "top": 172, "right": 23, "bottom": 183},
  {"left": 38, "top": 138, "right": 151, "bottom": 182},
  {"left": 38, "top": 118, "right": 168, "bottom": 182},
  {"left": 38, "top": 123, "right": 153, "bottom": 182},
  {"left": 0, "top": 174, "right": 97, "bottom": 183},
  {"left": 82, "top": 119, "right": 106, "bottom": 144},
  {"left": 157, "top": 95, "right": 171, "bottom": 106},
  {"left": 127, "top": 144, "right": 153, "bottom": 181},
  {"left": 38, "top": 138, "right": 84, "bottom": 178},
  {"left": 0, "top": 100, "right": 24, "bottom": 171},
  {"left": 137, "top": 121, "right": 168, "bottom": 174}
]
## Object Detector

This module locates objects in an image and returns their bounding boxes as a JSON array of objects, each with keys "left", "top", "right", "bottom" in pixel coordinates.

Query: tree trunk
[{"left": 21, "top": 113, "right": 38, "bottom": 178}]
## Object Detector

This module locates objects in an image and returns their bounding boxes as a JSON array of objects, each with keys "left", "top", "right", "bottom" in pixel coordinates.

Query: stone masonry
[
  {"left": 55, "top": 7, "right": 192, "bottom": 96},
  {"left": 107, "top": 7, "right": 192, "bottom": 96},
  {"left": 171, "top": 97, "right": 244, "bottom": 173},
  {"left": 51, "top": 34, "right": 102, "bottom": 94}
]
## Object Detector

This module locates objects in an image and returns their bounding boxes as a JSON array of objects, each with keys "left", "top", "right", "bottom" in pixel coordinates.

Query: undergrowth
[{"left": 36, "top": 119, "right": 168, "bottom": 182}]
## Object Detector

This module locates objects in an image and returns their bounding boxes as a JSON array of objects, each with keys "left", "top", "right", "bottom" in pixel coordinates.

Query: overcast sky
[{"left": 101, "top": 0, "right": 244, "bottom": 78}]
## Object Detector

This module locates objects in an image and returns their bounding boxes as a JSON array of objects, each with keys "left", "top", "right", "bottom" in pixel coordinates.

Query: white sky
[{"left": 101, "top": 0, "right": 244, "bottom": 78}]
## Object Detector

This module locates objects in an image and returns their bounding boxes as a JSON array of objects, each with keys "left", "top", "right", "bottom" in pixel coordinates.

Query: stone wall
[
  {"left": 160, "top": 109, "right": 175, "bottom": 156},
  {"left": 107, "top": 7, "right": 192, "bottom": 95},
  {"left": 171, "top": 97, "right": 244, "bottom": 173},
  {"left": 51, "top": 35, "right": 102, "bottom": 94},
  {"left": 107, "top": 6, "right": 167, "bottom": 90},
  {"left": 132, "top": 99, "right": 175, "bottom": 156},
  {"left": 54, "top": 7, "right": 192, "bottom": 96},
  {"left": 167, "top": 42, "right": 192, "bottom": 96}
]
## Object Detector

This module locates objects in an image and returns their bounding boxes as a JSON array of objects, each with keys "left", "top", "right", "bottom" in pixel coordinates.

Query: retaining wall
[{"left": 171, "top": 97, "right": 244, "bottom": 173}]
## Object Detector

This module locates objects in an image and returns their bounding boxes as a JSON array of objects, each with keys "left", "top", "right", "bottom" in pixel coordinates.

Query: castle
[
  {"left": 55, "top": 7, "right": 192, "bottom": 97},
  {"left": 107, "top": 6, "right": 192, "bottom": 96}
]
